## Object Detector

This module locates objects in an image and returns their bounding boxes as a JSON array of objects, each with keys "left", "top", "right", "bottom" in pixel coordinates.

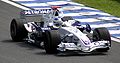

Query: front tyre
[
  {"left": 10, "top": 18, "right": 27, "bottom": 41},
  {"left": 93, "top": 27, "right": 111, "bottom": 52},
  {"left": 44, "top": 30, "right": 61, "bottom": 54}
]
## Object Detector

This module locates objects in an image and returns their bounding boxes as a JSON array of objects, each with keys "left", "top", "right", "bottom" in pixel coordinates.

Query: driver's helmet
[{"left": 53, "top": 17, "right": 63, "bottom": 27}]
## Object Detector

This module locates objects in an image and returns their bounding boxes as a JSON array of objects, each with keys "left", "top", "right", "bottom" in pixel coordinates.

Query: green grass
[{"left": 74, "top": 0, "right": 120, "bottom": 17}]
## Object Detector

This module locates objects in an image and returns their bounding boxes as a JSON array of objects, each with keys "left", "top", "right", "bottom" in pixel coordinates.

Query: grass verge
[{"left": 74, "top": 0, "right": 120, "bottom": 17}]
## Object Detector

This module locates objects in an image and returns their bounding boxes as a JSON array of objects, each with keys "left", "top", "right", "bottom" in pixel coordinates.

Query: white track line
[
  {"left": 12, "top": 0, "right": 35, "bottom": 1},
  {"left": 109, "top": 30, "right": 120, "bottom": 34},
  {"left": 22, "top": 3, "right": 49, "bottom": 6},
  {"left": 111, "top": 37, "right": 120, "bottom": 43},
  {"left": 1, "top": 0, "right": 30, "bottom": 10}
]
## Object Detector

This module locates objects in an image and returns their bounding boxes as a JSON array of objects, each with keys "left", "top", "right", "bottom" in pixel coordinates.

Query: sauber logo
[{"left": 22, "top": 9, "right": 52, "bottom": 15}]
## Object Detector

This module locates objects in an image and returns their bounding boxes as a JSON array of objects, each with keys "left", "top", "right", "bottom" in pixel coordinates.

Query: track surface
[{"left": 0, "top": 1, "right": 120, "bottom": 63}]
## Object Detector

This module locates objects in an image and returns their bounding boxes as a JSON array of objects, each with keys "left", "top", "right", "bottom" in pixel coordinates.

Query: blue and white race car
[{"left": 10, "top": 6, "right": 111, "bottom": 54}]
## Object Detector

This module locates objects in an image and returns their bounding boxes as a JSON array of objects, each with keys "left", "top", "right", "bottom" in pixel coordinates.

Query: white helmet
[{"left": 53, "top": 17, "right": 63, "bottom": 27}]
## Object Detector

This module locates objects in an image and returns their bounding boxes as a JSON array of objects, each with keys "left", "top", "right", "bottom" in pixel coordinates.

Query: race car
[{"left": 10, "top": 6, "right": 111, "bottom": 54}]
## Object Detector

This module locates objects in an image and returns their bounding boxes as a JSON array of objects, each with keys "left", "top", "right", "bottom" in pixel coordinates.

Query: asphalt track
[{"left": 0, "top": 1, "right": 120, "bottom": 63}]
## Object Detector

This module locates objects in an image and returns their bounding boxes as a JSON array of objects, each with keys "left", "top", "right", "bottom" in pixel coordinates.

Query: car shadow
[
  {"left": 55, "top": 51, "right": 108, "bottom": 57},
  {"left": 1, "top": 39, "right": 43, "bottom": 50},
  {"left": 35, "top": 50, "right": 109, "bottom": 57},
  {"left": 1, "top": 39, "right": 109, "bottom": 57}
]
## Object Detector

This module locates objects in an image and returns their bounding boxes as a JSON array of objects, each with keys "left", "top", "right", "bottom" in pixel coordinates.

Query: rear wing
[
  {"left": 20, "top": 9, "right": 52, "bottom": 18},
  {"left": 20, "top": 6, "right": 63, "bottom": 18},
  {"left": 19, "top": 9, "right": 52, "bottom": 22}
]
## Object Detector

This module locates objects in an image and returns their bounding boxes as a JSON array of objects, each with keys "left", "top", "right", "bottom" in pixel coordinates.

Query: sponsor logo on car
[{"left": 22, "top": 9, "right": 52, "bottom": 15}]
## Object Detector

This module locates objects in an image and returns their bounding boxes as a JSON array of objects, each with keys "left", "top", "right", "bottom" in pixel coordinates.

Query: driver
[{"left": 53, "top": 17, "right": 63, "bottom": 28}]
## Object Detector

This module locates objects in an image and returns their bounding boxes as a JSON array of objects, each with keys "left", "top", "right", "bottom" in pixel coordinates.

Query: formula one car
[{"left": 10, "top": 6, "right": 111, "bottom": 54}]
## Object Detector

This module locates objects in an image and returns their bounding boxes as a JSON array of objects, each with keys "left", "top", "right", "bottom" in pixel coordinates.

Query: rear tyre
[
  {"left": 93, "top": 27, "right": 111, "bottom": 52},
  {"left": 44, "top": 30, "right": 61, "bottom": 54},
  {"left": 10, "top": 18, "right": 28, "bottom": 41}
]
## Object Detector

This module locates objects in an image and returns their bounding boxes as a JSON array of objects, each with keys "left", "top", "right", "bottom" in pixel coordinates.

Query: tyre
[
  {"left": 34, "top": 31, "right": 44, "bottom": 48},
  {"left": 93, "top": 27, "right": 111, "bottom": 51},
  {"left": 44, "top": 30, "right": 61, "bottom": 54},
  {"left": 10, "top": 18, "right": 28, "bottom": 41}
]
